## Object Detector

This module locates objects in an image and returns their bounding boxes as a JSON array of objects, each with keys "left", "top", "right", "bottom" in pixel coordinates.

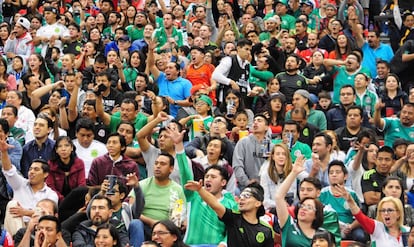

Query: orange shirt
[{"left": 186, "top": 63, "right": 216, "bottom": 104}]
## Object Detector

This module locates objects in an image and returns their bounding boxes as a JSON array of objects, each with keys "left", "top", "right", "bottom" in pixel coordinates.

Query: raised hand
[
  {"left": 184, "top": 180, "right": 203, "bottom": 191},
  {"left": 126, "top": 172, "right": 139, "bottom": 187}
]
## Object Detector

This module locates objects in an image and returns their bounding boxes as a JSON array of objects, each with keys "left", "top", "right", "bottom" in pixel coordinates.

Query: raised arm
[
  {"left": 31, "top": 81, "right": 64, "bottom": 110},
  {"left": 95, "top": 94, "right": 111, "bottom": 126},
  {"left": 136, "top": 111, "right": 169, "bottom": 152},
  {"left": 184, "top": 180, "right": 226, "bottom": 218},
  {"left": 275, "top": 155, "right": 305, "bottom": 228},
  {"left": 67, "top": 78, "right": 80, "bottom": 122},
  {"left": 147, "top": 40, "right": 160, "bottom": 81},
  {"left": 323, "top": 58, "right": 345, "bottom": 71},
  {"left": 373, "top": 99, "right": 385, "bottom": 130}
]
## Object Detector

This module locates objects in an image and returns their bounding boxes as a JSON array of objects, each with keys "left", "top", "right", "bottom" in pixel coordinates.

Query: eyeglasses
[
  {"left": 379, "top": 208, "right": 397, "bottom": 214},
  {"left": 239, "top": 192, "right": 253, "bottom": 199},
  {"left": 298, "top": 203, "right": 316, "bottom": 211},
  {"left": 152, "top": 231, "right": 171, "bottom": 236}
]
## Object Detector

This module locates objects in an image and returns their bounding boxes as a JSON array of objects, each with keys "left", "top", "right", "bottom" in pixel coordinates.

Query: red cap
[{"left": 190, "top": 84, "right": 208, "bottom": 95}]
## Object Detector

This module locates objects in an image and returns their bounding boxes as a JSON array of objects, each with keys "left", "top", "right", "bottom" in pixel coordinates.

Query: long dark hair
[
  {"left": 219, "top": 89, "right": 246, "bottom": 113},
  {"left": 152, "top": 220, "right": 189, "bottom": 247},
  {"left": 50, "top": 136, "right": 77, "bottom": 164},
  {"left": 128, "top": 50, "right": 146, "bottom": 72},
  {"left": 28, "top": 53, "right": 50, "bottom": 83},
  {"left": 0, "top": 57, "right": 9, "bottom": 80}
]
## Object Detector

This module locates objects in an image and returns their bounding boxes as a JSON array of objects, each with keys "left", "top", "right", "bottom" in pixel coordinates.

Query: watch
[{"left": 174, "top": 100, "right": 177, "bottom": 105}]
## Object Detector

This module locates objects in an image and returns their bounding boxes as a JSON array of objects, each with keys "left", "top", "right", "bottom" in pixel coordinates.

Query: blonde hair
[
  {"left": 376, "top": 196, "right": 404, "bottom": 226},
  {"left": 267, "top": 143, "right": 292, "bottom": 184}
]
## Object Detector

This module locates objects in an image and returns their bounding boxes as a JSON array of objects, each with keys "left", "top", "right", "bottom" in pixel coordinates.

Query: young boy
[{"left": 319, "top": 160, "right": 367, "bottom": 243}]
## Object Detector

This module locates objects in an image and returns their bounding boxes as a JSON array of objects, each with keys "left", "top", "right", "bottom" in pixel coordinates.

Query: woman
[
  {"left": 380, "top": 73, "right": 408, "bottom": 117},
  {"left": 94, "top": 224, "right": 121, "bottom": 247},
  {"left": 151, "top": 220, "right": 188, "bottom": 247},
  {"left": 328, "top": 34, "right": 353, "bottom": 61},
  {"left": 27, "top": 53, "right": 52, "bottom": 85},
  {"left": 215, "top": 89, "right": 254, "bottom": 129},
  {"left": 324, "top": 130, "right": 346, "bottom": 161},
  {"left": 255, "top": 77, "right": 283, "bottom": 113},
  {"left": 336, "top": 186, "right": 410, "bottom": 246},
  {"left": 82, "top": 16, "right": 96, "bottom": 42},
  {"left": 263, "top": 93, "right": 285, "bottom": 136},
  {"left": 260, "top": 143, "right": 295, "bottom": 210},
  {"left": 121, "top": 50, "right": 146, "bottom": 91},
  {"left": 95, "top": 13, "right": 107, "bottom": 33},
  {"left": 0, "top": 57, "right": 16, "bottom": 90},
  {"left": 240, "top": 21, "right": 261, "bottom": 38},
  {"left": 88, "top": 27, "right": 104, "bottom": 54},
  {"left": 8, "top": 56, "right": 26, "bottom": 90},
  {"left": 192, "top": 138, "right": 236, "bottom": 193},
  {"left": 393, "top": 143, "right": 414, "bottom": 194},
  {"left": 123, "top": 5, "right": 136, "bottom": 27},
  {"left": 46, "top": 136, "right": 86, "bottom": 202},
  {"left": 75, "top": 41, "right": 98, "bottom": 71},
  {"left": 275, "top": 155, "right": 325, "bottom": 246},
  {"left": 303, "top": 50, "right": 330, "bottom": 97},
  {"left": 311, "top": 229, "right": 336, "bottom": 247},
  {"left": 367, "top": 176, "right": 414, "bottom": 227},
  {"left": 0, "top": 22, "right": 10, "bottom": 55},
  {"left": 39, "top": 105, "right": 67, "bottom": 141}
]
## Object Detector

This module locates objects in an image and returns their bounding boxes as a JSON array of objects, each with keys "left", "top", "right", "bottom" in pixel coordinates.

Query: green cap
[
  {"left": 275, "top": 0, "right": 288, "bottom": 6},
  {"left": 197, "top": 95, "right": 213, "bottom": 108}
]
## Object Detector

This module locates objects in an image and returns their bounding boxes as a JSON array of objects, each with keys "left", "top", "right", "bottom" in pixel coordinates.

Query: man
[
  {"left": 326, "top": 85, "right": 370, "bottom": 130},
  {"left": 294, "top": 19, "right": 308, "bottom": 51},
  {"left": 212, "top": 38, "right": 252, "bottom": 105},
  {"left": 153, "top": 13, "right": 183, "bottom": 53},
  {"left": 100, "top": 175, "right": 145, "bottom": 247},
  {"left": 94, "top": 71, "right": 123, "bottom": 113},
  {"left": 169, "top": 125, "right": 238, "bottom": 246},
  {"left": 97, "top": 97, "right": 148, "bottom": 134},
  {"left": 319, "top": 19, "right": 343, "bottom": 52},
  {"left": 134, "top": 151, "right": 186, "bottom": 238},
  {"left": 132, "top": 24, "right": 154, "bottom": 55},
  {"left": 21, "top": 116, "right": 55, "bottom": 178},
  {"left": 300, "top": 0, "right": 318, "bottom": 31},
  {"left": 4, "top": 17, "right": 33, "bottom": 61},
  {"left": 0, "top": 118, "right": 22, "bottom": 225},
  {"left": 87, "top": 133, "right": 138, "bottom": 187},
  {"left": 354, "top": 73, "right": 378, "bottom": 118},
  {"left": 259, "top": 16, "right": 281, "bottom": 42},
  {"left": 72, "top": 195, "right": 129, "bottom": 247},
  {"left": 335, "top": 105, "right": 372, "bottom": 152},
  {"left": 356, "top": 30, "right": 394, "bottom": 78},
  {"left": 324, "top": 52, "right": 365, "bottom": 104},
  {"left": 15, "top": 199, "right": 70, "bottom": 246},
  {"left": 62, "top": 22, "right": 82, "bottom": 56},
  {"left": 372, "top": 60, "right": 390, "bottom": 95},
  {"left": 374, "top": 102, "right": 414, "bottom": 146},
  {"left": 185, "top": 180, "right": 273, "bottom": 247},
  {"left": 2, "top": 146, "right": 58, "bottom": 235},
  {"left": 298, "top": 33, "right": 328, "bottom": 63},
  {"left": 192, "top": 1, "right": 217, "bottom": 40},
  {"left": 286, "top": 89, "right": 327, "bottom": 130},
  {"left": 301, "top": 132, "right": 334, "bottom": 188},
  {"left": 319, "top": 161, "right": 367, "bottom": 242},
  {"left": 233, "top": 114, "right": 272, "bottom": 190},
  {"left": 185, "top": 115, "right": 235, "bottom": 164},
  {"left": 277, "top": 120, "right": 312, "bottom": 162},
  {"left": 275, "top": 0, "right": 296, "bottom": 32},
  {"left": 1, "top": 104, "right": 25, "bottom": 146},
  {"left": 34, "top": 6, "right": 69, "bottom": 56},
  {"left": 33, "top": 216, "right": 67, "bottom": 247},
  {"left": 73, "top": 118, "right": 107, "bottom": 177},
  {"left": 290, "top": 107, "right": 320, "bottom": 148},
  {"left": 137, "top": 112, "right": 192, "bottom": 184},
  {"left": 199, "top": 24, "right": 217, "bottom": 51},
  {"left": 186, "top": 46, "right": 216, "bottom": 103},
  {"left": 81, "top": 55, "right": 120, "bottom": 91},
  {"left": 361, "top": 146, "right": 395, "bottom": 207},
  {"left": 126, "top": 11, "right": 148, "bottom": 42},
  {"left": 147, "top": 40, "right": 192, "bottom": 117},
  {"left": 274, "top": 54, "right": 307, "bottom": 104},
  {"left": 102, "top": 11, "right": 121, "bottom": 42}
]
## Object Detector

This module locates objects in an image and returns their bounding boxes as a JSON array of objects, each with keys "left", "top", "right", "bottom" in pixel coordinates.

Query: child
[
  {"left": 315, "top": 91, "right": 333, "bottom": 115},
  {"left": 179, "top": 95, "right": 213, "bottom": 141},
  {"left": 393, "top": 138, "right": 408, "bottom": 160},
  {"left": 228, "top": 110, "right": 249, "bottom": 143},
  {"left": 8, "top": 56, "right": 26, "bottom": 91}
]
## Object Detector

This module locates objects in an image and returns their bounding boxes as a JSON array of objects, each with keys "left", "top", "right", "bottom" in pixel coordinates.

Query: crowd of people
[{"left": 1, "top": 0, "right": 414, "bottom": 246}]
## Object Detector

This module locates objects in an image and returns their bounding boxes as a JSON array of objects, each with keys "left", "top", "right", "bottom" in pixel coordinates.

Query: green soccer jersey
[{"left": 176, "top": 151, "right": 239, "bottom": 245}]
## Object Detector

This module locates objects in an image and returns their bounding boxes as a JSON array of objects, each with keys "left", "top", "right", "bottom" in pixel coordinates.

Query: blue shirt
[
  {"left": 157, "top": 73, "right": 192, "bottom": 117},
  {"left": 362, "top": 42, "right": 394, "bottom": 78},
  {"left": 21, "top": 138, "right": 55, "bottom": 178}
]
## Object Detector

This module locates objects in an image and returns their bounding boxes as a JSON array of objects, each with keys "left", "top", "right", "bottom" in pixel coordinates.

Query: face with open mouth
[{"left": 379, "top": 202, "right": 400, "bottom": 228}]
